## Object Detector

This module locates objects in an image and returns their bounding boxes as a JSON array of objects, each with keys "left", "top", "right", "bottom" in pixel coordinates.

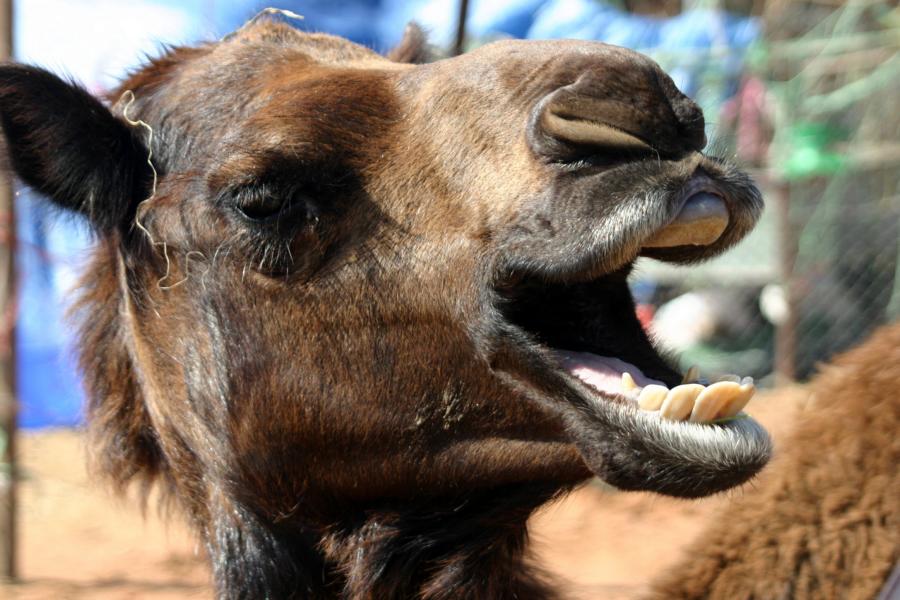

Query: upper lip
[{"left": 679, "top": 173, "right": 724, "bottom": 204}]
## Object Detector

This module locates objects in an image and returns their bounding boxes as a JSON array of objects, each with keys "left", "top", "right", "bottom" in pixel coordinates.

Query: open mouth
[
  {"left": 496, "top": 267, "right": 760, "bottom": 426},
  {"left": 492, "top": 175, "right": 771, "bottom": 497},
  {"left": 553, "top": 182, "right": 754, "bottom": 423}
]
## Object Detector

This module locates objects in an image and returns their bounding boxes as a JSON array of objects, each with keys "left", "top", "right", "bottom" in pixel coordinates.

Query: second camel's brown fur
[{"left": 648, "top": 322, "right": 900, "bottom": 599}]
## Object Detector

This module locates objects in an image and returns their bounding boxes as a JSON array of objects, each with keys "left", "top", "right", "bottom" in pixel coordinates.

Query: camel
[
  {"left": 0, "top": 20, "right": 770, "bottom": 599},
  {"left": 648, "top": 322, "right": 900, "bottom": 599}
]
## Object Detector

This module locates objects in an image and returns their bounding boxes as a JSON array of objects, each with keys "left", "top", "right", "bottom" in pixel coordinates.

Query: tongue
[{"left": 553, "top": 350, "right": 665, "bottom": 396}]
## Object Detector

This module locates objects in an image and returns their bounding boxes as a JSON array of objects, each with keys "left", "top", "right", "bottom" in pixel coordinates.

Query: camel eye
[{"left": 234, "top": 187, "right": 285, "bottom": 222}]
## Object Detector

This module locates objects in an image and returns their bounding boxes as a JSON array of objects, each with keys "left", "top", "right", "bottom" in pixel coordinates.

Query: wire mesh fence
[{"left": 630, "top": 0, "right": 899, "bottom": 384}]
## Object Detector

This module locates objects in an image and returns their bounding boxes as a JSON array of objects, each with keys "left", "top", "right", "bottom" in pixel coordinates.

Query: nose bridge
[{"left": 651, "top": 67, "right": 706, "bottom": 151}]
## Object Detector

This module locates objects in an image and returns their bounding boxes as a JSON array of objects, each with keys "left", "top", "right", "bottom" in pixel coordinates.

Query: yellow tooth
[
  {"left": 682, "top": 365, "right": 699, "bottom": 384},
  {"left": 659, "top": 384, "right": 704, "bottom": 421},
  {"left": 621, "top": 372, "right": 638, "bottom": 392},
  {"left": 638, "top": 384, "right": 669, "bottom": 411},
  {"left": 691, "top": 381, "right": 741, "bottom": 422},
  {"left": 717, "top": 382, "right": 755, "bottom": 419},
  {"left": 715, "top": 374, "right": 741, "bottom": 383}
]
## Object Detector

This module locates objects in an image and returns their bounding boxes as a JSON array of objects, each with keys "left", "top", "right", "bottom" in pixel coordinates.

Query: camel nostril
[
  {"left": 528, "top": 62, "right": 708, "bottom": 161},
  {"left": 542, "top": 109, "right": 651, "bottom": 151},
  {"left": 527, "top": 81, "right": 657, "bottom": 163},
  {"left": 643, "top": 192, "right": 729, "bottom": 248}
]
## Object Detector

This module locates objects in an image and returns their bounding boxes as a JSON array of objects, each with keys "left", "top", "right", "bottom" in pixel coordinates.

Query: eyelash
[
  {"left": 235, "top": 193, "right": 282, "bottom": 220},
  {"left": 232, "top": 183, "right": 288, "bottom": 220},
  {"left": 228, "top": 182, "right": 320, "bottom": 234}
]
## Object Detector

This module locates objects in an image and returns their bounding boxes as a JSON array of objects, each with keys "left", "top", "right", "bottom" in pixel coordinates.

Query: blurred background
[{"left": 0, "top": 0, "right": 896, "bottom": 598}]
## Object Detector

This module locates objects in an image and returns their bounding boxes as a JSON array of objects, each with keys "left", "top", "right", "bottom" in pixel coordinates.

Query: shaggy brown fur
[
  {"left": 0, "top": 20, "right": 771, "bottom": 599},
  {"left": 648, "top": 322, "right": 900, "bottom": 600}
]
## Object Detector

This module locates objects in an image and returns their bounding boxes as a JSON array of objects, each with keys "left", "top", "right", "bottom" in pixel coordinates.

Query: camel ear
[
  {"left": 387, "top": 23, "right": 435, "bottom": 64},
  {"left": 0, "top": 64, "right": 151, "bottom": 232}
]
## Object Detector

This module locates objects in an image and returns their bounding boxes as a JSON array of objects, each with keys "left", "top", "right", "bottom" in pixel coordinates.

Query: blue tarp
[{"left": 16, "top": 0, "right": 759, "bottom": 428}]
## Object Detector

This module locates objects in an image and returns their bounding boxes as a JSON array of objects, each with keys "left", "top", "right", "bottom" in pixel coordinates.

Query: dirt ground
[{"left": 1, "top": 387, "right": 808, "bottom": 600}]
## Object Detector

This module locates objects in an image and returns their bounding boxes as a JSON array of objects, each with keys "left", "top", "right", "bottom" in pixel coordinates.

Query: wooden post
[
  {"left": 452, "top": 0, "right": 470, "bottom": 56},
  {"left": 0, "top": 0, "right": 16, "bottom": 581},
  {"left": 774, "top": 179, "right": 798, "bottom": 384}
]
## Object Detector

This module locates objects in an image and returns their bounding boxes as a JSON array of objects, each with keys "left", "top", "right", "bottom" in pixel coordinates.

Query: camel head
[{"left": 0, "top": 19, "right": 770, "bottom": 597}]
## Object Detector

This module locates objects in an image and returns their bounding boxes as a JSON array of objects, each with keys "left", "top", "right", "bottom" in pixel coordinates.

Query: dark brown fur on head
[{"left": 0, "top": 21, "right": 768, "bottom": 599}]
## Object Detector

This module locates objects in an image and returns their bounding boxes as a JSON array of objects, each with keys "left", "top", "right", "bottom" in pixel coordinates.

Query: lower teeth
[{"left": 626, "top": 368, "right": 754, "bottom": 423}]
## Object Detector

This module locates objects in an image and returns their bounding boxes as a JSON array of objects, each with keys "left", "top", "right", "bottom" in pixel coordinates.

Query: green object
[{"left": 783, "top": 122, "right": 846, "bottom": 179}]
